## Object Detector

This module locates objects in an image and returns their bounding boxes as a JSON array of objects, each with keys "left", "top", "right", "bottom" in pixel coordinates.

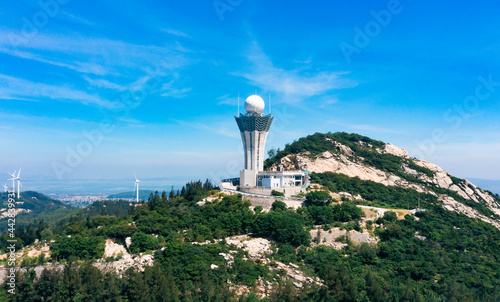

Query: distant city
[
  {"left": 47, "top": 193, "right": 111, "bottom": 208},
  {"left": 8, "top": 177, "right": 186, "bottom": 207}
]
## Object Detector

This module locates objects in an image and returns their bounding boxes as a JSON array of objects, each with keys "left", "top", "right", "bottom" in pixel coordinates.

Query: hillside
[
  {"left": 107, "top": 190, "right": 156, "bottom": 200},
  {"left": 0, "top": 191, "right": 78, "bottom": 232},
  {"left": 265, "top": 132, "right": 500, "bottom": 229},
  {"left": 2, "top": 139, "right": 500, "bottom": 300}
]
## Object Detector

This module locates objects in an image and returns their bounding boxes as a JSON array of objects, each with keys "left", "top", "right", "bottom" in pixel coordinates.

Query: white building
[{"left": 258, "top": 170, "right": 305, "bottom": 188}]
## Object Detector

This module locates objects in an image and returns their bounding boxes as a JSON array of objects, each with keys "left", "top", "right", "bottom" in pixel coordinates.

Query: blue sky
[{"left": 1, "top": 0, "right": 500, "bottom": 192}]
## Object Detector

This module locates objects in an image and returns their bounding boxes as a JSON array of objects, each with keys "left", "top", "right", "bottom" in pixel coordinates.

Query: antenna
[{"left": 269, "top": 94, "right": 271, "bottom": 114}]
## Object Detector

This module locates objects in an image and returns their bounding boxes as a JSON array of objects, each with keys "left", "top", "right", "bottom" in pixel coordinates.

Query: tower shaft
[{"left": 235, "top": 113, "right": 274, "bottom": 187}]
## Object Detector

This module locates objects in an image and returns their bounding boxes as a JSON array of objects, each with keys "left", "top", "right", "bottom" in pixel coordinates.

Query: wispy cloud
[
  {"left": 319, "top": 97, "right": 339, "bottom": 108},
  {"left": 0, "top": 46, "right": 108, "bottom": 75},
  {"left": 0, "top": 30, "right": 190, "bottom": 73},
  {"left": 162, "top": 28, "right": 190, "bottom": 38},
  {"left": 217, "top": 94, "right": 237, "bottom": 106},
  {"left": 83, "top": 76, "right": 126, "bottom": 91},
  {"left": 235, "top": 42, "right": 357, "bottom": 101},
  {"left": 160, "top": 80, "right": 191, "bottom": 98},
  {"left": 0, "top": 74, "right": 115, "bottom": 108},
  {"left": 0, "top": 96, "right": 40, "bottom": 102},
  {"left": 0, "top": 30, "right": 193, "bottom": 109},
  {"left": 60, "top": 12, "right": 95, "bottom": 26}
]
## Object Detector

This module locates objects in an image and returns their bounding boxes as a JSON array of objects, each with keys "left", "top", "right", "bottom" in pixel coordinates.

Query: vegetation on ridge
[{"left": 2, "top": 132, "right": 500, "bottom": 301}]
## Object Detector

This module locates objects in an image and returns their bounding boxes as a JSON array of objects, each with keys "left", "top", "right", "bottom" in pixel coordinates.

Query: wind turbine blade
[
  {"left": 17, "top": 168, "right": 22, "bottom": 178},
  {"left": 9, "top": 171, "right": 16, "bottom": 178}
]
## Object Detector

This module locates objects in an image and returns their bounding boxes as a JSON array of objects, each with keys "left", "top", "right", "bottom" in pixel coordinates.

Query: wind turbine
[
  {"left": 133, "top": 174, "right": 140, "bottom": 203},
  {"left": 3, "top": 184, "right": 7, "bottom": 193},
  {"left": 13, "top": 168, "right": 22, "bottom": 199},
  {"left": 8, "top": 170, "right": 16, "bottom": 196}
]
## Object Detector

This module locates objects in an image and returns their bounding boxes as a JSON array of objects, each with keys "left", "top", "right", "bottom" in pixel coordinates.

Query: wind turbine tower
[
  {"left": 15, "top": 168, "right": 22, "bottom": 199},
  {"left": 134, "top": 175, "right": 140, "bottom": 203},
  {"left": 8, "top": 170, "right": 16, "bottom": 196}
]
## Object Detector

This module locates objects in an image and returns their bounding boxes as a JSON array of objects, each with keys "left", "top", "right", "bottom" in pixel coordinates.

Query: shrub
[
  {"left": 306, "top": 191, "right": 332, "bottom": 206},
  {"left": 129, "top": 232, "right": 160, "bottom": 253},
  {"left": 51, "top": 236, "right": 105, "bottom": 260},
  {"left": 383, "top": 211, "right": 398, "bottom": 223},
  {"left": 252, "top": 210, "right": 310, "bottom": 246},
  {"left": 271, "top": 190, "right": 285, "bottom": 197},
  {"left": 271, "top": 200, "right": 287, "bottom": 211}
]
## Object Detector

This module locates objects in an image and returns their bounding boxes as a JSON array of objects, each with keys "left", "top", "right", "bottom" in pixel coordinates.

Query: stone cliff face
[{"left": 268, "top": 137, "right": 500, "bottom": 228}]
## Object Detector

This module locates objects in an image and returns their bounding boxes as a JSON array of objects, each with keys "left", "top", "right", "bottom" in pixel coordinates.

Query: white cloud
[
  {"left": 236, "top": 42, "right": 357, "bottom": 101},
  {"left": 217, "top": 94, "right": 237, "bottom": 106},
  {"left": 0, "top": 74, "right": 115, "bottom": 108},
  {"left": 60, "top": 12, "right": 96, "bottom": 26},
  {"left": 162, "top": 28, "right": 190, "bottom": 38},
  {"left": 83, "top": 76, "right": 126, "bottom": 91},
  {"left": 0, "top": 30, "right": 190, "bottom": 74},
  {"left": 0, "top": 46, "right": 108, "bottom": 75},
  {"left": 160, "top": 80, "right": 191, "bottom": 98}
]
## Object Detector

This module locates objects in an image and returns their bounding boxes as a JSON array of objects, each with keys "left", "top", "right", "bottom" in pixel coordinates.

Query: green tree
[
  {"left": 252, "top": 210, "right": 310, "bottom": 246},
  {"left": 305, "top": 191, "right": 333, "bottom": 206},
  {"left": 365, "top": 270, "right": 386, "bottom": 302},
  {"left": 129, "top": 232, "right": 160, "bottom": 253},
  {"left": 271, "top": 200, "right": 287, "bottom": 211}
]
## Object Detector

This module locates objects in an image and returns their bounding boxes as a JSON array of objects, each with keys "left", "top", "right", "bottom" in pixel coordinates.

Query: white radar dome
[{"left": 244, "top": 95, "right": 265, "bottom": 114}]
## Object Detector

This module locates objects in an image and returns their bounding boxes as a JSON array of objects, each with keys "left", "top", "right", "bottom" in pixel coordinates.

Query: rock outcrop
[
  {"left": 269, "top": 138, "right": 500, "bottom": 228},
  {"left": 94, "top": 239, "right": 153, "bottom": 276}
]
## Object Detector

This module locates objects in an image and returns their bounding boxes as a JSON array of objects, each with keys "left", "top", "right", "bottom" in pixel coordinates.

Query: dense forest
[
  {"left": 2, "top": 133, "right": 500, "bottom": 301},
  {"left": 1, "top": 175, "right": 500, "bottom": 301}
]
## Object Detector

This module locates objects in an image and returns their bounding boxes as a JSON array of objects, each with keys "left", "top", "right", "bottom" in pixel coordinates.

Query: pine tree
[
  {"left": 169, "top": 186, "right": 175, "bottom": 199},
  {"left": 79, "top": 262, "right": 104, "bottom": 301},
  {"left": 102, "top": 273, "right": 123, "bottom": 302},
  {"left": 365, "top": 270, "right": 386, "bottom": 302},
  {"left": 35, "top": 267, "right": 62, "bottom": 300}
]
